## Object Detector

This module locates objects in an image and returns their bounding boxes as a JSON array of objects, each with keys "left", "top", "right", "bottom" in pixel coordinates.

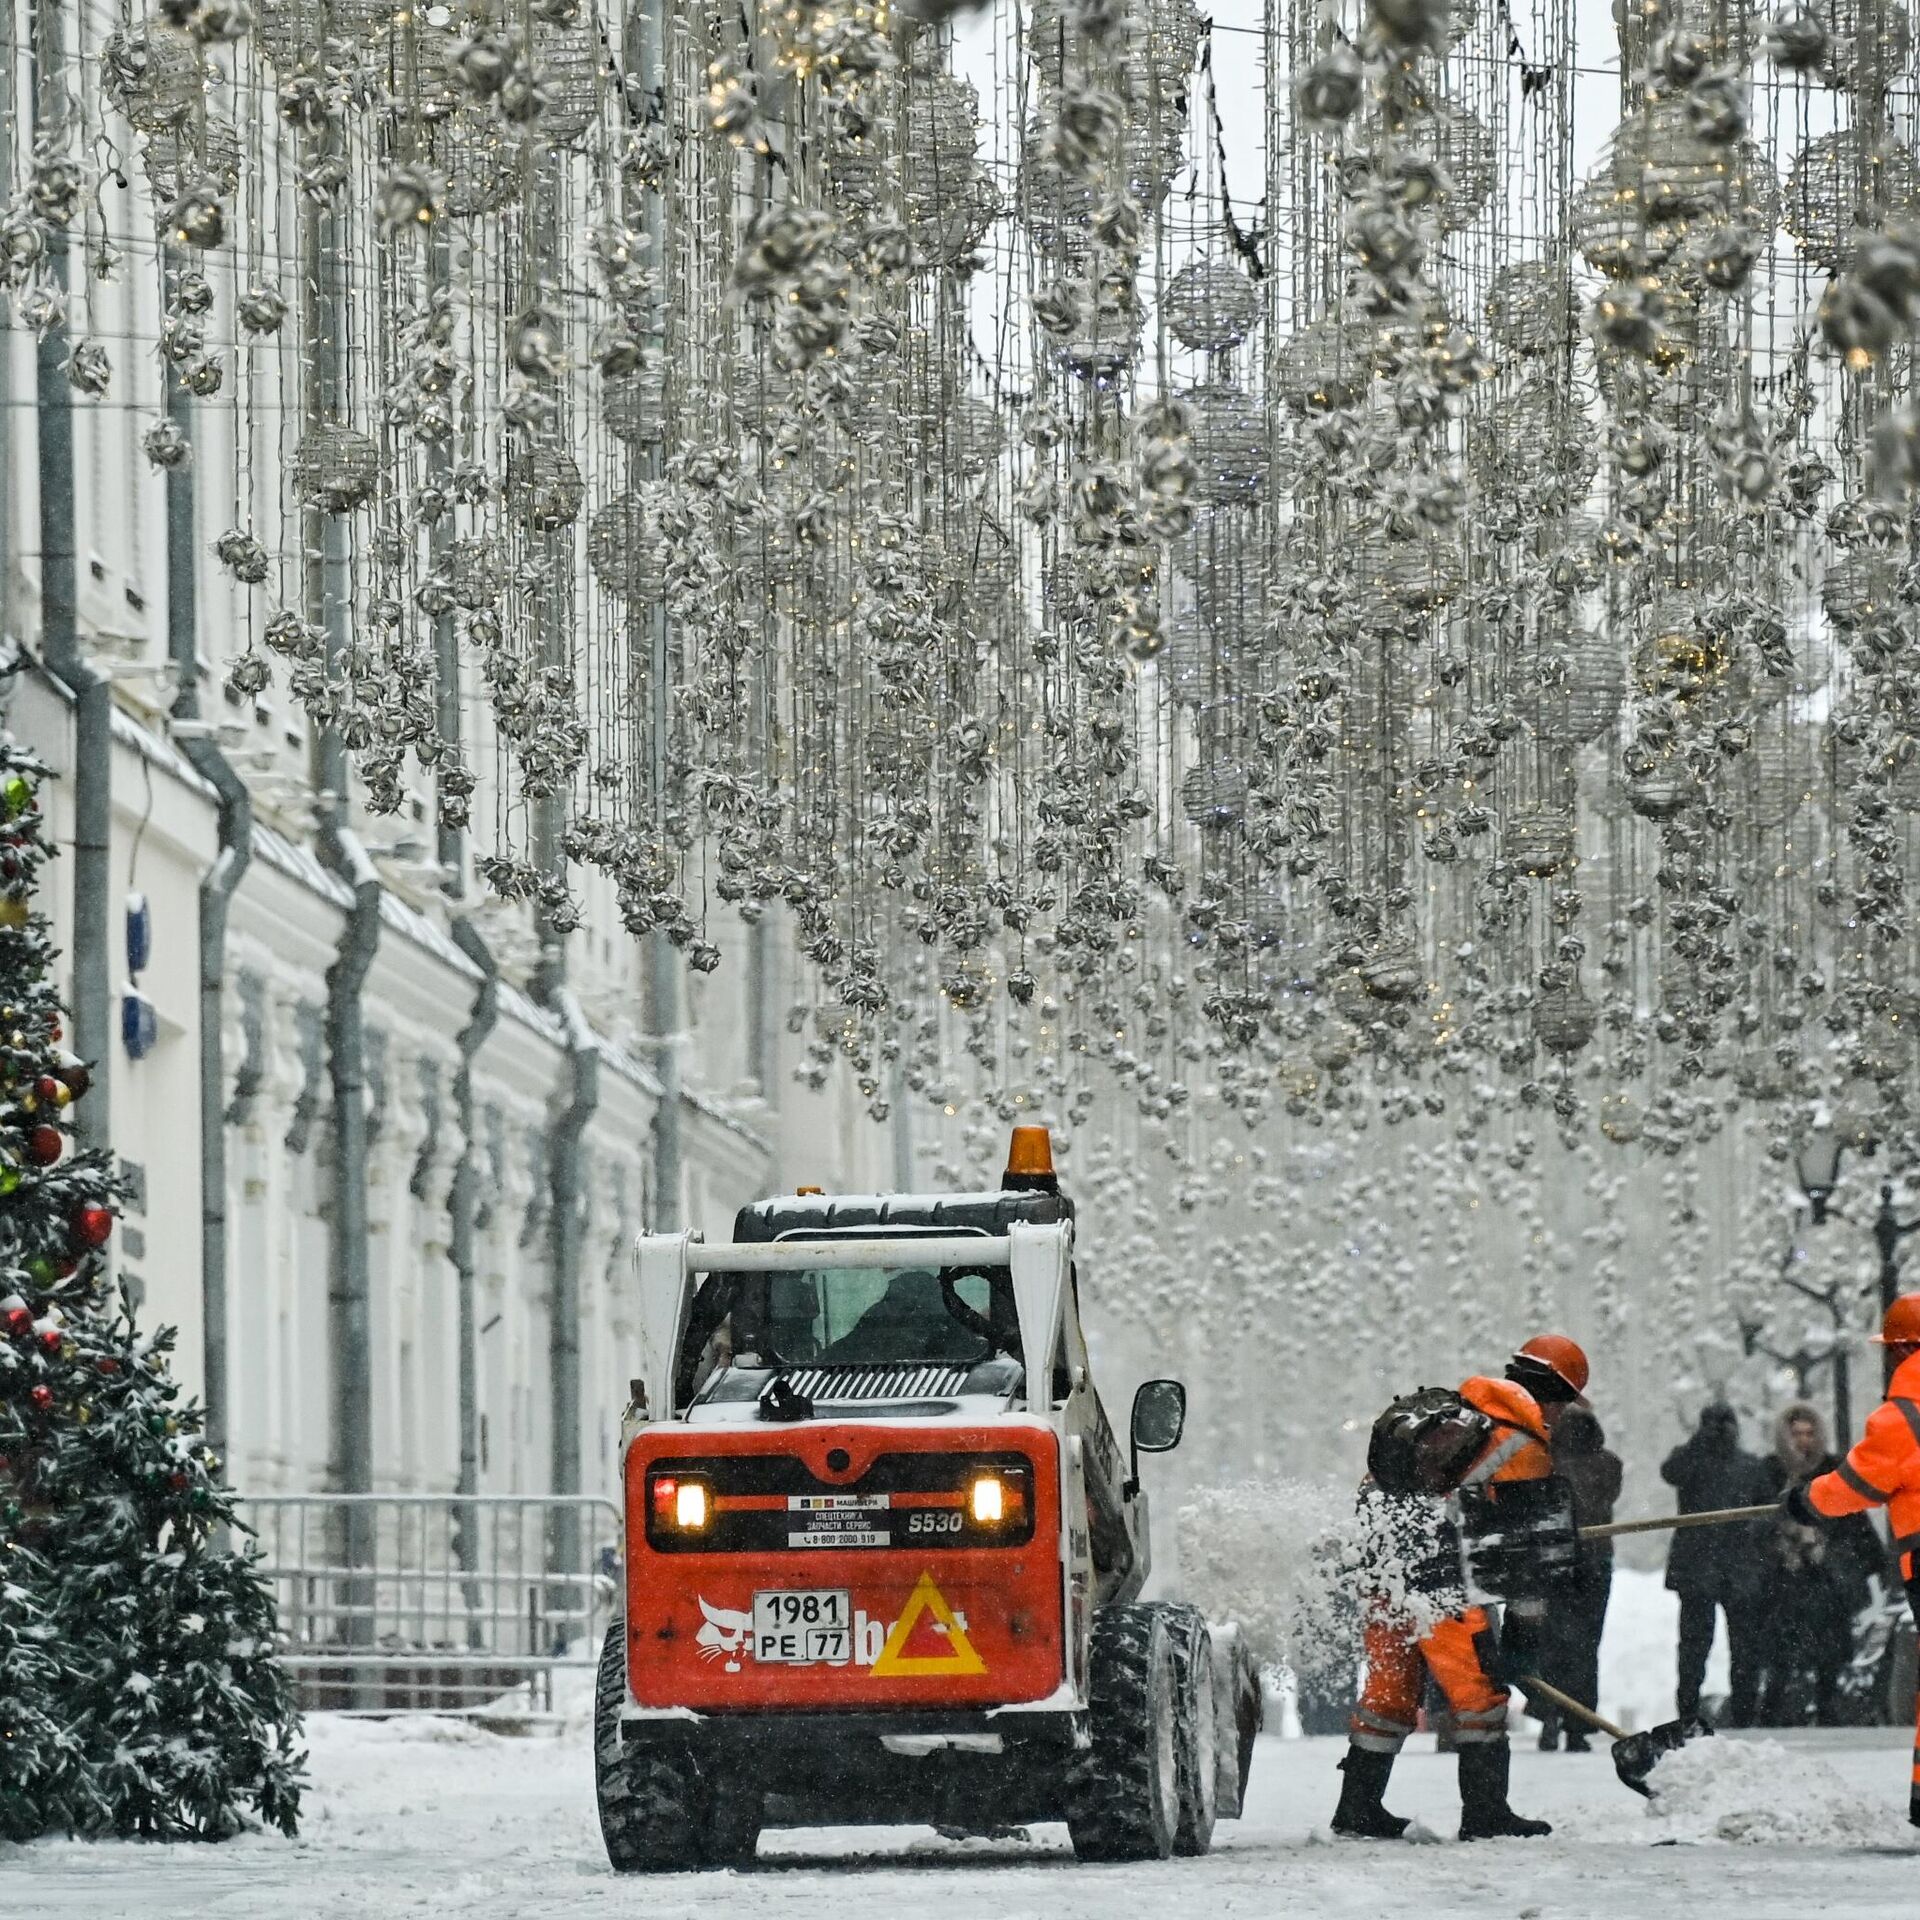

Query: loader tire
[
  {"left": 1065, "top": 1603, "right": 1181, "bottom": 1863},
  {"left": 1165, "top": 1605, "right": 1218, "bottom": 1855},
  {"left": 1210, "top": 1620, "right": 1262, "bottom": 1820},
  {"left": 592, "top": 1616, "right": 712, "bottom": 1872}
]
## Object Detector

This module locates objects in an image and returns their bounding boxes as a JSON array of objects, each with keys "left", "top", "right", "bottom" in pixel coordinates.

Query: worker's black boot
[
  {"left": 1910, "top": 1790, "right": 1919, "bottom": 1831},
  {"left": 1457, "top": 1741, "right": 1552, "bottom": 1840},
  {"left": 1331, "top": 1745, "right": 1409, "bottom": 1839}
]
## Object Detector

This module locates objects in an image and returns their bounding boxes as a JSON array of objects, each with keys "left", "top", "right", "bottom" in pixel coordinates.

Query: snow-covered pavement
[{"left": 6, "top": 1715, "right": 1916, "bottom": 1918}]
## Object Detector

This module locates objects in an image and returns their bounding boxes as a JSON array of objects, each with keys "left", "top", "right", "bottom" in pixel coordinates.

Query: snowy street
[{"left": 7, "top": 1714, "right": 1916, "bottom": 1919}]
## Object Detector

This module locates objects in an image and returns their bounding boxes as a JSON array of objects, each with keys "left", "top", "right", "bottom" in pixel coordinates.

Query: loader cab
[{"left": 669, "top": 1184, "right": 1078, "bottom": 1418}]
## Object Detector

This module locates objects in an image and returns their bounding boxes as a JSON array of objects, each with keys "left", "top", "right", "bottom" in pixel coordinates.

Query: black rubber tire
[
  {"left": 592, "top": 1615, "right": 711, "bottom": 1873},
  {"left": 1065, "top": 1603, "right": 1182, "bottom": 1862},
  {"left": 1213, "top": 1621, "right": 1262, "bottom": 1818},
  {"left": 1166, "top": 1606, "right": 1218, "bottom": 1856}
]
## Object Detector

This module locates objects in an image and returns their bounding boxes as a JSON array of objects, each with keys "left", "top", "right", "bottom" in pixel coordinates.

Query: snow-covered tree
[{"left": 0, "top": 723, "right": 303, "bottom": 1838}]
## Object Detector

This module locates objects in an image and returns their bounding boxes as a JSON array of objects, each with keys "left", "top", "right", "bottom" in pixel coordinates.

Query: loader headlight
[
  {"left": 650, "top": 1474, "right": 712, "bottom": 1534},
  {"left": 969, "top": 1473, "right": 1008, "bottom": 1524}
]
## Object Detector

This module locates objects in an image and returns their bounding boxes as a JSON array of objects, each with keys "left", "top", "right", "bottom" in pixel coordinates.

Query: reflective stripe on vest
[
  {"left": 1459, "top": 1428, "right": 1532, "bottom": 1490},
  {"left": 1840, "top": 1458, "right": 1894, "bottom": 1503},
  {"left": 1895, "top": 1399, "right": 1920, "bottom": 1449}
]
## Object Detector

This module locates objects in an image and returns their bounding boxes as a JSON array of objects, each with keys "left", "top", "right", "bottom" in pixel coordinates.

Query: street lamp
[
  {"left": 1790, "top": 1129, "right": 1920, "bottom": 1411},
  {"left": 1794, "top": 1128, "right": 1843, "bottom": 1226}
]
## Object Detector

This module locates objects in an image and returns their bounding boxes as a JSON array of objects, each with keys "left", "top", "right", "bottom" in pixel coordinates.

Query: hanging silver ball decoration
[
  {"left": 1504, "top": 805, "right": 1577, "bottom": 877},
  {"left": 1400, "top": 98, "right": 1496, "bottom": 235},
  {"left": 1820, "top": 548, "right": 1903, "bottom": 630},
  {"left": 165, "top": 176, "right": 228, "bottom": 250},
  {"left": 439, "top": 116, "right": 524, "bottom": 219},
  {"left": 1359, "top": 940, "right": 1425, "bottom": 1003},
  {"left": 1484, "top": 260, "right": 1572, "bottom": 356},
  {"left": 143, "top": 417, "right": 193, "bottom": 470},
  {"left": 1183, "top": 381, "right": 1267, "bottom": 507},
  {"left": 1784, "top": 132, "right": 1920, "bottom": 272},
  {"left": 1625, "top": 762, "right": 1700, "bottom": 819},
  {"left": 290, "top": 424, "right": 379, "bottom": 512},
  {"left": 603, "top": 363, "right": 666, "bottom": 446},
  {"left": 1534, "top": 983, "right": 1597, "bottom": 1055},
  {"left": 587, "top": 490, "right": 667, "bottom": 602},
  {"left": 1165, "top": 258, "right": 1259, "bottom": 353},
  {"left": 1634, "top": 590, "right": 1732, "bottom": 701},
  {"left": 254, "top": 0, "right": 328, "bottom": 72},
  {"left": 1352, "top": 526, "right": 1466, "bottom": 622},
  {"left": 447, "top": 537, "right": 504, "bottom": 610},
  {"left": 532, "top": 26, "right": 602, "bottom": 146},
  {"left": 103, "top": 24, "right": 204, "bottom": 134},
  {"left": 1181, "top": 759, "right": 1250, "bottom": 829},
  {"left": 142, "top": 115, "right": 242, "bottom": 204},
  {"left": 1811, "top": 0, "right": 1912, "bottom": 89},
  {"left": 1277, "top": 315, "right": 1375, "bottom": 413},
  {"left": 235, "top": 284, "right": 286, "bottom": 335},
  {"left": 1740, "top": 732, "right": 1804, "bottom": 829},
  {"left": 1162, "top": 604, "right": 1231, "bottom": 707},
  {"left": 508, "top": 446, "right": 585, "bottom": 529},
  {"left": 1543, "top": 628, "right": 1626, "bottom": 744}
]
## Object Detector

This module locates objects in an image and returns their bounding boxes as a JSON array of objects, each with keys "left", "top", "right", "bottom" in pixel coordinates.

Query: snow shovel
[
  {"left": 1576, "top": 1502, "right": 1777, "bottom": 1545},
  {"left": 1520, "top": 1675, "right": 1713, "bottom": 1798}
]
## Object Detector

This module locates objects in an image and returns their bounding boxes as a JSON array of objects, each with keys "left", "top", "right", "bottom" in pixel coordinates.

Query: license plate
[{"left": 752, "top": 1588, "right": 852, "bottom": 1664}]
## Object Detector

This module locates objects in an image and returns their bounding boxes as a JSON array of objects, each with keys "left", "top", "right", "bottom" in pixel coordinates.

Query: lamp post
[
  {"left": 1871, "top": 1184, "right": 1920, "bottom": 1394},
  {"left": 1791, "top": 1128, "right": 1854, "bottom": 1440}
]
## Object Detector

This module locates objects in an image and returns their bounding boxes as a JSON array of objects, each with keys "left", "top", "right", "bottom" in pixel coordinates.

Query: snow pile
[
  {"left": 1646, "top": 1735, "right": 1917, "bottom": 1847},
  {"left": 1175, "top": 1477, "right": 1452, "bottom": 1683}
]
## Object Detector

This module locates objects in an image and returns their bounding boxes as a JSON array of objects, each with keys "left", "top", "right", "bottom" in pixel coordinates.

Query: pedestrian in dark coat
[
  {"left": 1757, "top": 1401, "right": 1882, "bottom": 1725},
  {"left": 1662, "top": 1404, "right": 1773, "bottom": 1726},
  {"left": 1536, "top": 1406, "right": 1623, "bottom": 1751}
]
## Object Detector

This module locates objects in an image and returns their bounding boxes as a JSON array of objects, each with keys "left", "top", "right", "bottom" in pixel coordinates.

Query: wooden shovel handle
[
  {"left": 1519, "top": 1674, "right": 1629, "bottom": 1742},
  {"left": 1577, "top": 1502, "right": 1777, "bottom": 1543}
]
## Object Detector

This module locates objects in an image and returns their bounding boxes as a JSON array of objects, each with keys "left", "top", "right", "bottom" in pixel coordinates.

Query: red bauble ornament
[
  {"left": 97, "top": 1356, "right": 119, "bottom": 1374},
  {"left": 71, "top": 1204, "right": 113, "bottom": 1250},
  {"left": 37, "top": 1326, "right": 61, "bottom": 1352},
  {"left": 3, "top": 1307, "right": 28, "bottom": 1337},
  {"left": 168, "top": 1471, "right": 188, "bottom": 1492},
  {"left": 26, "top": 1123, "right": 61, "bottom": 1165},
  {"left": 56, "top": 1058, "right": 90, "bottom": 1100},
  {"left": 29, "top": 1384, "right": 52, "bottom": 1410},
  {"left": 34, "top": 1075, "right": 60, "bottom": 1105}
]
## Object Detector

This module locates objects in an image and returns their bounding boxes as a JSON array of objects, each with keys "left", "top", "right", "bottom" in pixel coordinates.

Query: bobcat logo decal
[{"left": 696, "top": 1597, "right": 752, "bottom": 1673}]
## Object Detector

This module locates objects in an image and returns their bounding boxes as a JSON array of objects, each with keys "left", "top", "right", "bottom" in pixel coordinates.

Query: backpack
[{"left": 1367, "top": 1386, "right": 1497, "bottom": 1496}]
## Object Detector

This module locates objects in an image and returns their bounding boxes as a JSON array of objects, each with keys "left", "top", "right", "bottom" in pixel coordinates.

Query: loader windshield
[{"left": 680, "top": 1258, "right": 1021, "bottom": 1380}]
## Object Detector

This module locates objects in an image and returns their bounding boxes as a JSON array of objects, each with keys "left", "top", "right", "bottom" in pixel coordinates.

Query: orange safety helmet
[
  {"left": 1509, "top": 1333, "right": 1591, "bottom": 1400},
  {"left": 1871, "top": 1292, "right": 1920, "bottom": 1348}
]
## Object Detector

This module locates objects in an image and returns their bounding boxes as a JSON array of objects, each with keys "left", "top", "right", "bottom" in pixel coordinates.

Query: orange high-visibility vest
[
  {"left": 1456, "top": 1376, "right": 1554, "bottom": 1488},
  {"left": 1808, "top": 1349, "right": 1920, "bottom": 1578}
]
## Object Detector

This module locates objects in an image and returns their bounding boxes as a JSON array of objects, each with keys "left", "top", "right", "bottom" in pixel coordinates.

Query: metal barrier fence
[{"left": 237, "top": 1493, "right": 622, "bottom": 1716}]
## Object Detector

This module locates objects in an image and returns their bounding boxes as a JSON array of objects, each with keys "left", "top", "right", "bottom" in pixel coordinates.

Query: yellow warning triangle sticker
[{"left": 869, "top": 1570, "right": 988, "bottom": 1677}]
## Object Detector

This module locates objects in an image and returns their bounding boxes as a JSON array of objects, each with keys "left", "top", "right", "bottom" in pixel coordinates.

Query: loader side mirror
[{"left": 1127, "top": 1379, "right": 1186, "bottom": 1494}]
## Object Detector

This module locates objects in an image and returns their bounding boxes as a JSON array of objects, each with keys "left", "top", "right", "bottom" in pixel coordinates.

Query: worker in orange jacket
[
  {"left": 1334, "top": 1335, "right": 1590, "bottom": 1841},
  {"left": 1787, "top": 1293, "right": 1920, "bottom": 1827}
]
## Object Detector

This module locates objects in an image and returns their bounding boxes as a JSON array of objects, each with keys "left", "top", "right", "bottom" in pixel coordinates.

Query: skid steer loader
[{"left": 594, "top": 1126, "right": 1261, "bottom": 1869}]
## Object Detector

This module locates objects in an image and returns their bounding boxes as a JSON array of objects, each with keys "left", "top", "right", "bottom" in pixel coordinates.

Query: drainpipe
[
  {"left": 163, "top": 345, "right": 251, "bottom": 1459},
  {"left": 546, "top": 980, "right": 599, "bottom": 1513},
  {"left": 529, "top": 776, "right": 600, "bottom": 1594},
  {"left": 30, "top": 1, "right": 111, "bottom": 1149},
  {"left": 447, "top": 915, "right": 496, "bottom": 1636},
  {"left": 319, "top": 806, "right": 380, "bottom": 1513},
  {"left": 302, "top": 169, "right": 380, "bottom": 1658}
]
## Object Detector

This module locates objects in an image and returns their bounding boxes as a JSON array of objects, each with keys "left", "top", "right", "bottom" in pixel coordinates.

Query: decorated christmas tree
[{"left": 0, "top": 716, "right": 304, "bottom": 1839}]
